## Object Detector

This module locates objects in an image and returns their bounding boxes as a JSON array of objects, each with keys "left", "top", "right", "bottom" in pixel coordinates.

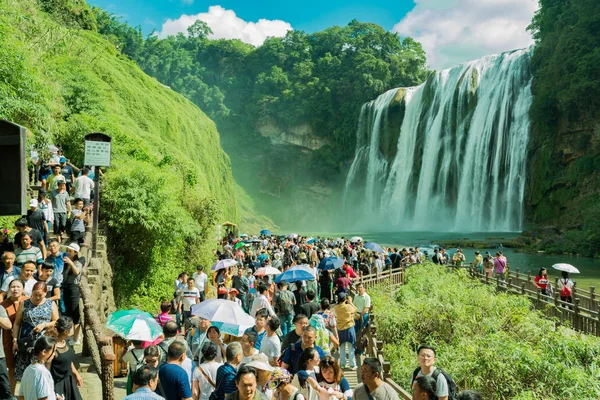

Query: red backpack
[{"left": 560, "top": 279, "right": 572, "bottom": 297}]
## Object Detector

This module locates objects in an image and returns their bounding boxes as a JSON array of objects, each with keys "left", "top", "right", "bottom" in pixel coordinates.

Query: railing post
[
  {"left": 574, "top": 298, "right": 581, "bottom": 331},
  {"left": 521, "top": 283, "right": 526, "bottom": 296},
  {"left": 100, "top": 337, "right": 115, "bottom": 400},
  {"left": 596, "top": 301, "right": 600, "bottom": 337},
  {"left": 590, "top": 286, "right": 596, "bottom": 312},
  {"left": 515, "top": 268, "right": 520, "bottom": 281},
  {"left": 383, "top": 361, "right": 392, "bottom": 380},
  {"left": 507, "top": 277, "right": 513, "bottom": 292}
]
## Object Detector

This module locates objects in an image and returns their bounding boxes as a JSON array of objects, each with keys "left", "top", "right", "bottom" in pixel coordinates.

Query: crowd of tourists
[
  {"left": 0, "top": 145, "right": 96, "bottom": 400},
  {"left": 118, "top": 232, "right": 488, "bottom": 400}
]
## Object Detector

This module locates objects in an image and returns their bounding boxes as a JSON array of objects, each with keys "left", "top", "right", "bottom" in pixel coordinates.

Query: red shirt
[{"left": 534, "top": 275, "right": 549, "bottom": 289}]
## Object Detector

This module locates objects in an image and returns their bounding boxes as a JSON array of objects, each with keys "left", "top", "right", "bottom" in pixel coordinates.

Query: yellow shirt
[{"left": 334, "top": 302, "right": 358, "bottom": 331}]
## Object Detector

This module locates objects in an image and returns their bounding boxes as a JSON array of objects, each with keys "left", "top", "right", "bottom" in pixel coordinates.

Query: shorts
[{"left": 54, "top": 212, "right": 67, "bottom": 233}]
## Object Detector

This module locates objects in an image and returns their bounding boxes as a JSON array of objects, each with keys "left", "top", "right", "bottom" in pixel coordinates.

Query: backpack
[
  {"left": 412, "top": 367, "right": 457, "bottom": 400},
  {"left": 276, "top": 290, "right": 295, "bottom": 316},
  {"left": 209, "top": 369, "right": 236, "bottom": 400},
  {"left": 560, "top": 279, "right": 572, "bottom": 297}
]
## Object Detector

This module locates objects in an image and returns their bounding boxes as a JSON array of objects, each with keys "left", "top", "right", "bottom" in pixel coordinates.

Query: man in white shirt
[
  {"left": 250, "top": 283, "right": 275, "bottom": 318},
  {"left": 74, "top": 167, "right": 94, "bottom": 207},
  {"left": 259, "top": 317, "right": 281, "bottom": 366},
  {"left": 353, "top": 283, "right": 371, "bottom": 334},
  {"left": 192, "top": 265, "right": 208, "bottom": 302},
  {"left": 240, "top": 331, "right": 259, "bottom": 366},
  {"left": 180, "top": 278, "right": 200, "bottom": 332}
]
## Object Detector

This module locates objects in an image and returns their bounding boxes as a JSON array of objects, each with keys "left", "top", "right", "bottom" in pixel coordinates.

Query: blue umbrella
[
  {"left": 364, "top": 242, "right": 384, "bottom": 253},
  {"left": 260, "top": 229, "right": 271, "bottom": 236},
  {"left": 275, "top": 267, "right": 315, "bottom": 283},
  {"left": 307, "top": 238, "right": 317, "bottom": 244},
  {"left": 318, "top": 257, "right": 345, "bottom": 271}
]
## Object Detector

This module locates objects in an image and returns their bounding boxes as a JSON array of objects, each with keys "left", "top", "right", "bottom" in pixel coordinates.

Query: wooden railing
[{"left": 79, "top": 223, "right": 115, "bottom": 400}]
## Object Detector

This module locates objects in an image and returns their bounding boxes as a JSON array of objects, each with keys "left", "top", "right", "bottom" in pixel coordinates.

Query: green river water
[{"left": 299, "top": 231, "right": 600, "bottom": 290}]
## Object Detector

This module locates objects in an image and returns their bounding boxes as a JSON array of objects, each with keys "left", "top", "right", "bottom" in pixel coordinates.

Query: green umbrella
[
  {"left": 234, "top": 242, "right": 246, "bottom": 249},
  {"left": 107, "top": 308, "right": 143, "bottom": 326},
  {"left": 106, "top": 309, "right": 162, "bottom": 341}
]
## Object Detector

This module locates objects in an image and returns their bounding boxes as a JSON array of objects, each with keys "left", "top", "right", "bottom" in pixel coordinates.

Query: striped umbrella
[{"left": 106, "top": 310, "right": 162, "bottom": 341}]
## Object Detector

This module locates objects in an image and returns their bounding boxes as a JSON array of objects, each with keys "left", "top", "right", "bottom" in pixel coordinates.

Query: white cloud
[
  {"left": 393, "top": 0, "right": 538, "bottom": 70},
  {"left": 159, "top": 5, "right": 293, "bottom": 46}
]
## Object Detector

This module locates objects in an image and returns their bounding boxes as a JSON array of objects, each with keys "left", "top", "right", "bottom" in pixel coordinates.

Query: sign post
[{"left": 84, "top": 133, "right": 112, "bottom": 257}]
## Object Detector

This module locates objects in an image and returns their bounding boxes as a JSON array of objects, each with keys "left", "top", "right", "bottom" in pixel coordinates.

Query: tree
[{"left": 187, "top": 20, "right": 212, "bottom": 40}]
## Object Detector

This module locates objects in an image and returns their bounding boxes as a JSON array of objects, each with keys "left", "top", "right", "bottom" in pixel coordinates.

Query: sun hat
[
  {"left": 267, "top": 367, "right": 292, "bottom": 389},
  {"left": 66, "top": 243, "right": 80, "bottom": 252},
  {"left": 29, "top": 199, "right": 38, "bottom": 208},
  {"left": 246, "top": 353, "right": 274, "bottom": 372}
]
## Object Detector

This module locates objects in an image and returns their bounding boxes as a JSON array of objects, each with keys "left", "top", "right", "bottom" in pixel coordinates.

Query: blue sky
[{"left": 89, "top": 0, "right": 538, "bottom": 69}]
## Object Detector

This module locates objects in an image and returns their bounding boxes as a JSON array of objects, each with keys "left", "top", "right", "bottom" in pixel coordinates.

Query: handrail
[{"left": 79, "top": 222, "right": 115, "bottom": 399}]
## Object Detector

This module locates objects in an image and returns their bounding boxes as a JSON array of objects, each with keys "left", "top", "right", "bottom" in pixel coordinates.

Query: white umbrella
[
  {"left": 350, "top": 236, "right": 363, "bottom": 243},
  {"left": 191, "top": 299, "right": 254, "bottom": 336},
  {"left": 211, "top": 259, "right": 238, "bottom": 271},
  {"left": 287, "top": 233, "right": 298, "bottom": 239},
  {"left": 254, "top": 266, "right": 281, "bottom": 276},
  {"left": 551, "top": 263, "right": 580, "bottom": 274}
]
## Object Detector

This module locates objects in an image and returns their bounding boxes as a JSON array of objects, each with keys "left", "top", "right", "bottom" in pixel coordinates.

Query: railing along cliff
[{"left": 80, "top": 222, "right": 115, "bottom": 400}]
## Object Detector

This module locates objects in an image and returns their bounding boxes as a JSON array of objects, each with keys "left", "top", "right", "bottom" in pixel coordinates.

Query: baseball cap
[
  {"left": 59, "top": 157, "right": 67, "bottom": 163},
  {"left": 29, "top": 199, "right": 38, "bottom": 208}
]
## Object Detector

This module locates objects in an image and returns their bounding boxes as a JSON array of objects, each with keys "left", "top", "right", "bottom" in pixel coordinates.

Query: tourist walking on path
[
  {"left": 274, "top": 281, "right": 296, "bottom": 336},
  {"left": 281, "top": 326, "right": 325, "bottom": 375},
  {"left": 557, "top": 271, "right": 574, "bottom": 304},
  {"left": 268, "top": 367, "right": 303, "bottom": 400},
  {"left": 411, "top": 346, "right": 448, "bottom": 400},
  {"left": 192, "top": 342, "right": 222, "bottom": 400},
  {"left": 354, "top": 358, "right": 399, "bottom": 400},
  {"left": 156, "top": 341, "right": 193, "bottom": 400},
  {"left": 353, "top": 283, "right": 371, "bottom": 334},
  {"left": 1, "top": 278, "right": 27, "bottom": 392},
  {"left": 316, "top": 355, "right": 352, "bottom": 399},
  {"left": 50, "top": 180, "right": 71, "bottom": 244},
  {"left": 333, "top": 293, "right": 358, "bottom": 370},
  {"left": 48, "top": 316, "right": 83, "bottom": 400},
  {"left": 534, "top": 268, "right": 550, "bottom": 296},
  {"left": 225, "top": 365, "right": 269, "bottom": 400},
  {"left": 213, "top": 342, "right": 243, "bottom": 399},
  {"left": 62, "top": 243, "right": 83, "bottom": 345},
  {"left": 232, "top": 268, "right": 249, "bottom": 311}
]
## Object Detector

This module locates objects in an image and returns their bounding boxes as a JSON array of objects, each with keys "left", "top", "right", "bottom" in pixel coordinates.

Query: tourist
[
  {"left": 493, "top": 252, "right": 506, "bottom": 279},
  {"left": 452, "top": 249, "right": 465, "bottom": 267},
  {"left": 156, "top": 302, "right": 173, "bottom": 327},
  {"left": 482, "top": 253, "right": 494, "bottom": 279},
  {"left": 557, "top": 271, "right": 574, "bottom": 304},
  {"left": 156, "top": 341, "right": 193, "bottom": 400},
  {"left": 268, "top": 367, "right": 303, "bottom": 400},
  {"left": 192, "top": 342, "right": 222, "bottom": 400},
  {"left": 281, "top": 326, "right": 325, "bottom": 375},
  {"left": 316, "top": 356, "right": 352, "bottom": 399},
  {"left": 274, "top": 281, "right": 296, "bottom": 336},
  {"left": 229, "top": 288, "right": 244, "bottom": 308},
  {"left": 319, "top": 270, "right": 332, "bottom": 302},
  {"left": 245, "top": 353, "right": 274, "bottom": 398},
  {"left": 37, "top": 189, "right": 54, "bottom": 246},
  {"left": 0, "top": 252, "right": 19, "bottom": 300},
  {"left": 245, "top": 308, "right": 269, "bottom": 350},
  {"left": 280, "top": 312, "right": 308, "bottom": 357},
  {"left": 180, "top": 278, "right": 201, "bottom": 332},
  {"left": 333, "top": 293, "right": 358, "bottom": 370},
  {"left": 353, "top": 283, "right": 371, "bottom": 334},
  {"left": 213, "top": 342, "right": 243, "bottom": 399},
  {"left": 334, "top": 271, "right": 352, "bottom": 296},
  {"left": 412, "top": 375, "right": 436, "bottom": 400},
  {"left": 123, "top": 365, "right": 163, "bottom": 400},
  {"left": 232, "top": 267, "right": 249, "bottom": 311},
  {"left": 13, "top": 281, "right": 59, "bottom": 383},
  {"left": 317, "top": 298, "right": 339, "bottom": 350},
  {"left": 215, "top": 269, "right": 227, "bottom": 299},
  {"left": 1, "top": 278, "right": 27, "bottom": 391},
  {"left": 192, "top": 317, "right": 212, "bottom": 361},
  {"left": 158, "top": 321, "right": 193, "bottom": 364},
  {"left": 45, "top": 240, "right": 66, "bottom": 289},
  {"left": 193, "top": 265, "right": 209, "bottom": 303},
  {"left": 19, "top": 336, "right": 58, "bottom": 400},
  {"left": 0, "top": 302, "right": 11, "bottom": 399},
  {"left": 259, "top": 317, "right": 281, "bottom": 367},
  {"left": 225, "top": 365, "right": 268, "bottom": 400},
  {"left": 174, "top": 272, "right": 188, "bottom": 327},
  {"left": 68, "top": 198, "right": 89, "bottom": 245},
  {"left": 411, "top": 346, "right": 448, "bottom": 400},
  {"left": 293, "top": 280, "right": 307, "bottom": 316},
  {"left": 14, "top": 234, "right": 43, "bottom": 269},
  {"left": 207, "top": 326, "right": 227, "bottom": 363},
  {"left": 35, "top": 262, "right": 60, "bottom": 302},
  {"left": 48, "top": 316, "right": 83, "bottom": 400},
  {"left": 0, "top": 260, "right": 36, "bottom": 298},
  {"left": 73, "top": 167, "right": 94, "bottom": 207},
  {"left": 122, "top": 340, "right": 146, "bottom": 395},
  {"left": 240, "top": 331, "right": 259, "bottom": 366},
  {"left": 250, "top": 284, "right": 275, "bottom": 318},
  {"left": 533, "top": 268, "right": 550, "bottom": 296},
  {"left": 50, "top": 180, "right": 71, "bottom": 243},
  {"left": 62, "top": 243, "right": 83, "bottom": 345},
  {"left": 47, "top": 165, "right": 65, "bottom": 192},
  {"left": 299, "top": 289, "right": 319, "bottom": 318},
  {"left": 143, "top": 346, "right": 160, "bottom": 369},
  {"left": 290, "top": 347, "right": 320, "bottom": 399},
  {"left": 354, "top": 358, "right": 399, "bottom": 400},
  {"left": 26, "top": 200, "right": 48, "bottom": 250}
]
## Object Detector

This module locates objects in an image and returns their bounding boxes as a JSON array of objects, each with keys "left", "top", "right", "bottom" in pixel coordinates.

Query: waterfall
[{"left": 343, "top": 48, "right": 533, "bottom": 232}]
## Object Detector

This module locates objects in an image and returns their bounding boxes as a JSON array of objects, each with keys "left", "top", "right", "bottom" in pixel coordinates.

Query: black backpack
[
  {"left": 412, "top": 367, "right": 457, "bottom": 400},
  {"left": 276, "top": 290, "right": 295, "bottom": 316}
]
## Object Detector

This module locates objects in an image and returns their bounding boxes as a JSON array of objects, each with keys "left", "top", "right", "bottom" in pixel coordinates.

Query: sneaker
[
  {"left": 73, "top": 339, "right": 81, "bottom": 345},
  {"left": 350, "top": 366, "right": 358, "bottom": 371}
]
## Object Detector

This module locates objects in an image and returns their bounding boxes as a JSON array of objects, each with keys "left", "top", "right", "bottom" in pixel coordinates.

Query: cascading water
[{"left": 343, "top": 48, "right": 533, "bottom": 232}]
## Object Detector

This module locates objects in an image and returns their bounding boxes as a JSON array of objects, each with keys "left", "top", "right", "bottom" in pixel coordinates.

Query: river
[{"left": 299, "top": 231, "right": 600, "bottom": 290}]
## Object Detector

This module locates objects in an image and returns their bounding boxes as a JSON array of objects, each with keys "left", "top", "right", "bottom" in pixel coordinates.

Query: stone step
[
  {"left": 87, "top": 274, "right": 101, "bottom": 284},
  {"left": 96, "top": 242, "right": 106, "bottom": 252},
  {"left": 79, "top": 362, "right": 92, "bottom": 374}
]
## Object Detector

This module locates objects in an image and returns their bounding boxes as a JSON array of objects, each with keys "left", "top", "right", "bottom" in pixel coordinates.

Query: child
[
  {"left": 35, "top": 261, "right": 60, "bottom": 302},
  {"left": 69, "top": 198, "right": 89, "bottom": 244}
]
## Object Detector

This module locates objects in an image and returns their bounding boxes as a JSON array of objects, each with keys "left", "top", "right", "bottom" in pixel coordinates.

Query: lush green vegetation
[
  {"left": 371, "top": 263, "right": 600, "bottom": 399},
  {"left": 0, "top": 0, "right": 238, "bottom": 311},
  {"left": 526, "top": 0, "right": 600, "bottom": 256},
  {"left": 91, "top": 12, "right": 430, "bottom": 228}
]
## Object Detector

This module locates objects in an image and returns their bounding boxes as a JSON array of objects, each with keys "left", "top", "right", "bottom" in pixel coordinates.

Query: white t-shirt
[
  {"left": 20, "top": 363, "right": 56, "bottom": 400},
  {"left": 74, "top": 175, "right": 94, "bottom": 199},
  {"left": 181, "top": 288, "right": 200, "bottom": 311},
  {"left": 240, "top": 348, "right": 258, "bottom": 366},
  {"left": 193, "top": 361, "right": 222, "bottom": 400},
  {"left": 2, "top": 276, "right": 37, "bottom": 296},
  {"left": 259, "top": 334, "right": 281, "bottom": 362},
  {"left": 192, "top": 272, "right": 208, "bottom": 292}
]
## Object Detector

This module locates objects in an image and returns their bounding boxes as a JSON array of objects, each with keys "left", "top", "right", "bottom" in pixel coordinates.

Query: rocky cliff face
[{"left": 256, "top": 118, "right": 328, "bottom": 150}]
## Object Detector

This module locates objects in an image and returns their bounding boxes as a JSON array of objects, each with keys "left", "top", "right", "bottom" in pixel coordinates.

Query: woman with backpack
[
  {"left": 192, "top": 342, "right": 222, "bottom": 400},
  {"left": 122, "top": 340, "right": 145, "bottom": 395},
  {"left": 557, "top": 271, "right": 574, "bottom": 305}
]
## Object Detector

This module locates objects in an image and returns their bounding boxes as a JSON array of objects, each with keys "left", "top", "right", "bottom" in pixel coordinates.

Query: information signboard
[{"left": 84, "top": 133, "right": 112, "bottom": 167}]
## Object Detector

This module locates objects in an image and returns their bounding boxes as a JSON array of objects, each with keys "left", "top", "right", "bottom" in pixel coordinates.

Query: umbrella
[
  {"left": 191, "top": 299, "right": 254, "bottom": 337},
  {"left": 364, "top": 242, "right": 384, "bottom": 253},
  {"left": 551, "top": 263, "right": 580, "bottom": 274},
  {"left": 307, "top": 238, "right": 317, "bottom": 244},
  {"left": 211, "top": 259, "right": 238, "bottom": 271},
  {"left": 318, "top": 257, "right": 345, "bottom": 271},
  {"left": 289, "top": 264, "right": 317, "bottom": 278},
  {"left": 106, "top": 310, "right": 162, "bottom": 341},
  {"left": 275, "top": 266, "right": 316, "bottom": 283},
  {"left": 234, "top": 242, "right": 246, "bottom": 249},
  {"left": 260, "top": 229, "right": 271, "bottom": 236},
  {"left": 350, "top": 236, "right": 363, "bottom": 243},
  {"left": 287, "top": 233, "right": 298, "bottom": 239},
  {"left": 254, "top": 266, "right": 282, "bottom": 276},
  {"left": 239, "top": 233, "right": 249, "bottom": 238}
]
